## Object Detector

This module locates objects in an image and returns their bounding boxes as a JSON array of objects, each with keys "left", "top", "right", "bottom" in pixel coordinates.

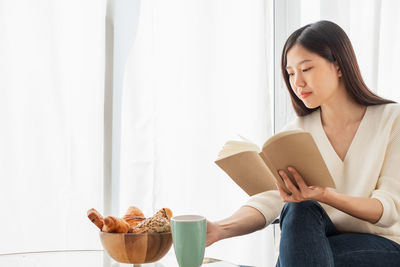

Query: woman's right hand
[
  {"left": 206, "top": 220, "right": 221, "bottom": 247},
  {"left": 205, "top": 206, "right": 266, "bottom": 247}
]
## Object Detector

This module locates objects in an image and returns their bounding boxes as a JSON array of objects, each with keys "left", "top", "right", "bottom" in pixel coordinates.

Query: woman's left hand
[{"left": 276, "top": 166, "right": 328, "bottom": 202}]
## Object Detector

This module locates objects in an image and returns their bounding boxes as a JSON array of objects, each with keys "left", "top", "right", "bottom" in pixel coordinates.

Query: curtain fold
[
  {"left": 318, "top": 0, "right": 400, "bottom": 100},
  {"left": 120, "top": 0, "right": 275, "bottom": 265},
  {"left": 0, "top": 0, "right": 106, "bottom": 254},
  {"left": 376, "top": 0, "right": 400, "bottom": 100}
]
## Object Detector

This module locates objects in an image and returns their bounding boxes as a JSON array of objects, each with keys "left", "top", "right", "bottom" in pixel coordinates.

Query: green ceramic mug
[{"left": 171, "top": 215, "right": 207, "bottom": 267}]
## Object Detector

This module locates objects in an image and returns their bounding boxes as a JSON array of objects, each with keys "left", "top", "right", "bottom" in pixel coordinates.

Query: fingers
[
  {"left": 287, "top": 166, "right": 308, "bottom": 191},
  {"left": 279, "top": 170, "right": 300, "bottom": 195},
  {"left": 277, "top": 167, "right": 326, "bottom": 202},
  {"left": 278, "top": 168, "right": 312, "bottom": 202},
  {"left": 205, "top": 220, "right": 218, "bottom": 247},
  {"left": 276, "top": 182, "right": 292, "bottom": 202}
]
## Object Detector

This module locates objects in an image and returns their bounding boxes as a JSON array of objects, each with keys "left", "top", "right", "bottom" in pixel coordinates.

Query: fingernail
[{"left": 288, "top": 166, "right": 294, "bottom": 171}]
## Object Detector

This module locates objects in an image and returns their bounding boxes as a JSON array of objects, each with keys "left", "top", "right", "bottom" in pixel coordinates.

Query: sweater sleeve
[
  {"left": 371, "top": 115, "right": 400, "bottom": 228},
  {"left": 243, "top": 190, "right": 284, "bottom": 228}
]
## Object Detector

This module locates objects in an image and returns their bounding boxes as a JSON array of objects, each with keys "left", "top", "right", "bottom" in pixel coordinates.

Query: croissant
[
  {"left": 124, "top": 216, "right": 146, "bottom": 229},
  {"left": 102, "top": 216, "right": 130, "bottom": 233},
  {"left": 123, "top": 206, "right": 145, "bottom": 218},
  {"left": 122, "top": 206, "right": 146, "bottom": 229},
  {"left": 153, "top": 208, "right": 173, "bottom": 220},
  {"left": 87, "top": 208, "right": 104, "bottom": 230}
]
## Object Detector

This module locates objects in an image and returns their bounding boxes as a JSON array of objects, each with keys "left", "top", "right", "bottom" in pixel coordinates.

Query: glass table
[{"left": 0, "top": 250, "right": 252, "bottom": 267}]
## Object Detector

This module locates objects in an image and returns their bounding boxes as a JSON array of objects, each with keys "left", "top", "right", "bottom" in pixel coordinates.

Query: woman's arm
[
  {"left": 321, "top": 189, "right": 383, "bottom": 224},
  {"left": 276, "top": 167, "right": 383, "bottom": 224},
  {"left": 206, "top": 206, "right": 266, "bottom": 247}
]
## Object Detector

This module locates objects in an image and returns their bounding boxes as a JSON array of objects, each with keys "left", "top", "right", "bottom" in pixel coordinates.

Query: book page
[
  {"left": 261, "top": 131, "right": 335, "bottom": 191},
  {"left": 216, "top": 138, "right": 260, "bottom": 160}
]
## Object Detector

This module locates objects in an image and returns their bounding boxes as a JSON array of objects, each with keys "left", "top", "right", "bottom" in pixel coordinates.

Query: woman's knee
[
  {"left": 280, "top": 200, "right": 324, "bottom": 227},
  {"left": 282, "top": 200, "right": 323, "bottom": 216}
]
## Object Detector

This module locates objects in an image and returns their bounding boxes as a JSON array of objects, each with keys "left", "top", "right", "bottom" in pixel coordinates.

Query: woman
[{"left": 206, "top": 20, "right": 400, "bottom": 266}]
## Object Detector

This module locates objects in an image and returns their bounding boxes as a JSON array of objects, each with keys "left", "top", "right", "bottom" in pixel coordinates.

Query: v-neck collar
[{"left": 317, "top": 106, "right": 370, "bottom": 165}]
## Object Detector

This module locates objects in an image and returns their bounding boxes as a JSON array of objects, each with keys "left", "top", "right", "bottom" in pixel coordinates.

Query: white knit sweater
[{"left": 245, "top": 103, "right": 400, "bottom": 244}]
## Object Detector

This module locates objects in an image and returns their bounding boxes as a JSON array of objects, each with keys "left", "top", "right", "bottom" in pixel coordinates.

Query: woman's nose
[{"left": 294, "top": 74, "right": 306, "bottom": 88}]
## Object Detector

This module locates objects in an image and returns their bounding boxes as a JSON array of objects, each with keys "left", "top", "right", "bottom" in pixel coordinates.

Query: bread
[
  {"left": 153, "top": 208, "right": 173, "bottom": 220},
  {"left": 124, "top": 216, "right": 146, "bottom": 229},
  {"left": 123, "top": 206, "right": 146, "bottom": 228},
  {"left": 87, "top": 208, "right": 104, "bottom": 230},
  {"left": 123, "top": 206, "right": 145, "bottom": 218},
  {"left": 102, "top": 216, "right": 130, "bottom": 233},
  {"left": 87, "top": 205, "right": 173, "bottom": 234},
  {"left": 134, "top": 216, "right": 171, "bottom": 233}
]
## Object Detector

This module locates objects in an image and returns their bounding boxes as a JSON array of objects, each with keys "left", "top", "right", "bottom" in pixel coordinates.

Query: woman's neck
[{"left": 320, "top": 87, "right": 367, "bottom": 128}]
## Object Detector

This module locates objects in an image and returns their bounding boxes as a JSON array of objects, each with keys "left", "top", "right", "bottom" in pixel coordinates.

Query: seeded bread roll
[
  {"left": 153, "top": 208, "right": 173, "bottom": 220},
  {"left": 134, "top": 216, "right": 171, "bottom": 233}
]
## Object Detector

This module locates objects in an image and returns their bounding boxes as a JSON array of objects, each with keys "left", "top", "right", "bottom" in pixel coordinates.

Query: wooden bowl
[{"left": 99, "top": 231, "right": 173, "bottom": 264}]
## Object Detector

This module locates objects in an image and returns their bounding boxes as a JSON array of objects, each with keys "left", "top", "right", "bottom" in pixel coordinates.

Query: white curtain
[
  {"left": 0, "top": 0, "right": 106, "bottom": 254},
  {"left": 312, "top": 0, "right": 400, "bottom": 100},
  {"left": 119, "top": 0, "right": 275, "bottom": 266}
]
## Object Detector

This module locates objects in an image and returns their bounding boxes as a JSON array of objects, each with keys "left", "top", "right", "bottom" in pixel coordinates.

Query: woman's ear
[{"left": 334, "top": 61, "right": 342, "bottom": 77}]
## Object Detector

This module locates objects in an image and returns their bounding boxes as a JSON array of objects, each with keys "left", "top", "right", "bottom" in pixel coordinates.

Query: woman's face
[{"left": 286, "top": 44, "right": 342, "bottom": 109}]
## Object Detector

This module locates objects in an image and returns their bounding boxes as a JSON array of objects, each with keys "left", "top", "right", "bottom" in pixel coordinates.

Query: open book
[{"left": 215, "top": 129, "right": 335, "bottom": 196}]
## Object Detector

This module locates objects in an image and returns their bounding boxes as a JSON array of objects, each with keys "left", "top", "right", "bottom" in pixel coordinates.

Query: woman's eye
[{"left": 288, "top": 67, "right": 312, "bottom": 77}]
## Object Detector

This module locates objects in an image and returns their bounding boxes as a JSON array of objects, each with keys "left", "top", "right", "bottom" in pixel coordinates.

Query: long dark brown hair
[{"left": 281, "top": 20, "right": 395, "bottom": 116}]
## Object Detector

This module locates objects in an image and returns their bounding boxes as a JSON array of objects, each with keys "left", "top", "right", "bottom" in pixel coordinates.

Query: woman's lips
[{"left": 300, "top": 92, "right": 312, "bottom": 99}]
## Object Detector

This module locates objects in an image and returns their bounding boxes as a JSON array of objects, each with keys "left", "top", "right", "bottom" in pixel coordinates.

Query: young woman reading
[{"left": 206, "top": 20, "right": 400, "bottom": 266}]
